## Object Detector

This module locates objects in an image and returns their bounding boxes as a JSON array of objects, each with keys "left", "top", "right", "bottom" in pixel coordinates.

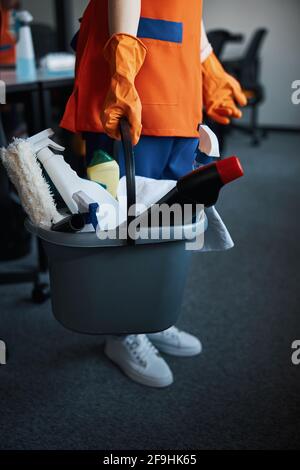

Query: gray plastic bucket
[
  {"left": 26, "top": 119, "right": 206, "bottom": 335},
  {"left": 26, "top": 216, "right": 205, "bottom": 335}
]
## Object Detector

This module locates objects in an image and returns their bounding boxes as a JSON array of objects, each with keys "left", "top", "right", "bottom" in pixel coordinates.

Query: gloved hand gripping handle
[{"left": 120, "top": 117, "right": 136, "bottom": 246}]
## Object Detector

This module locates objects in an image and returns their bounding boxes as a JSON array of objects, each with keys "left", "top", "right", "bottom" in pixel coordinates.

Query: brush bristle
[{"left": 1, "top": 139, "right": 61, "bottom": 227}]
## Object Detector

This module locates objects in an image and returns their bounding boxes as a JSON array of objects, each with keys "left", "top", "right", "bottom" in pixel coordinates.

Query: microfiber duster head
[{"left": 1, "top": 139, "right": 61, "bottom": 227}]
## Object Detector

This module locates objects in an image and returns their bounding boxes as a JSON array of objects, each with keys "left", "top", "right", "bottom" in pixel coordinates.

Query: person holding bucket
[{"left": 61, "top": 0, "right": 247, "bottom": 388}]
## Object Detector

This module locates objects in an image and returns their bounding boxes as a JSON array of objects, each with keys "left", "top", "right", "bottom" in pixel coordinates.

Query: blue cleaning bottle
[{"left": 15, "top": 10, "right": 36, "bottom": 80}]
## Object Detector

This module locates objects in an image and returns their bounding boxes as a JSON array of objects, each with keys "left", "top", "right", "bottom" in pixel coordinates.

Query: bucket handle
[{"left": 119, "top": 118, "right": 136, "bottom": 246}]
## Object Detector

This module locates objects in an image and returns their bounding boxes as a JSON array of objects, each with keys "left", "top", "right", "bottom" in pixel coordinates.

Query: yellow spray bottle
[{"left": 87, "top": 150, "right": 120, "bottom": 199}]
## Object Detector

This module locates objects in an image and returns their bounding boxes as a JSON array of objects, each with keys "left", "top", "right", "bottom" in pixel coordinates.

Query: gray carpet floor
[{"left": 0, "top": 131, "right": 300, "bottom": 450}]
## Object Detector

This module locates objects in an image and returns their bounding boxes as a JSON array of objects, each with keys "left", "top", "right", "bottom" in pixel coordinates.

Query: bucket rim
[{"left": 25, "top": 211, "right": 207, "bottom": 248}]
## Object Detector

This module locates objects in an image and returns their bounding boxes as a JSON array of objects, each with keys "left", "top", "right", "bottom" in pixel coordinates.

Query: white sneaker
[
  {"left": 148, "top": 326, "right": 202, "bottom": 357},
  {"left": 104, "top": 334, "right": 174, "bottom": 388}
]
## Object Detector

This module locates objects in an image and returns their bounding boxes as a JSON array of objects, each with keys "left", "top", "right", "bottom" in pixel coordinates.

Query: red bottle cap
[{"left": 216, "top": 157, "right": 244, "bottom": 185}]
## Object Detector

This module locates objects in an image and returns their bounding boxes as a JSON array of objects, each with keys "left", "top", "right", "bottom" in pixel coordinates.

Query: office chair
[
  {"left": 222, "top": 28, "right": 268, "bottom": 146},
  {"left": 207, "top": 29, "right": 244, "bottom": 59},
  {"left": 205, "top": 29, "right": 245, "bottom": 152}
]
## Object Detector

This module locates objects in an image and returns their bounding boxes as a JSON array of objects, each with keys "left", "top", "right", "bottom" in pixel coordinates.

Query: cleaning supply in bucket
[
  {"left": 27, "top": 129, "right": 125, "bottom": 231},
  {"left": 136, "top": 156, "right": 244, "bottom": 226},
  {"left": 194, "top": 148, "right": 220, "bottom": 167},
  {"left": 156, "top": 156, "right": 243, "bottom": 208},
  {"left": 51, "top": 213, "right": 85, "bottom": 233},
  {"left": 198, "top": 125, "right": 220, "bottom": 158},
  {"left": 51, "top": 191, "right": 100, "bottom": 234},
  {"left": 0, "top": 139, "right": 61, "bottom": 227},
  {"left": 195, "top": 124, "right": 221, "bottom": 165},
  {"left": 87, "top": 150, "right": 120, "bottom": 199},
  {"left": 72, "top": 191, "right": 99, "bottom": 231}
]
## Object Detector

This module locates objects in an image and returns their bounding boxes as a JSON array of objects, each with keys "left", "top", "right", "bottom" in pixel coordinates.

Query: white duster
[{"left": 1, "top": 139, "right": 61, "bottom": 227}]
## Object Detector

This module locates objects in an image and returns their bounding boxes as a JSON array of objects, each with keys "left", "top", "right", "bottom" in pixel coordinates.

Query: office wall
[
  {"left": 72, "top": 0, "right": 89, "bottom": 27},
  {"left": 204, "top": 0, "right": 300, "bottom": 128},
  {"left": 21, "top": 0, "right": 55, "bottom": 28}
]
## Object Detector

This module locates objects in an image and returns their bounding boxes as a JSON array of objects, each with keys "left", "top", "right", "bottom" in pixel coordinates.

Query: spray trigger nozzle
[
  {"left": 15, "top": 10, "right": 34, "bottom": 24},
  {"left": 27, "top": 129, "right": 65, "bottom": 153}
]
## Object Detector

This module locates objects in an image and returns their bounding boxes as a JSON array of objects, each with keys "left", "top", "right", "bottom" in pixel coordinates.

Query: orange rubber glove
[
  {"left": 202, "top": 52, "right": 247, "bottom": 125},
  {"left": 101, "top": 33, "right": 147, "bottom": 145}
]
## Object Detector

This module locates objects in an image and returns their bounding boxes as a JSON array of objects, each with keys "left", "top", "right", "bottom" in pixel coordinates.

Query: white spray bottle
[
  {"left": 15, "top": 10, "right": 36, "bottom": 80},
  {"left": 28, "top": 129, "right": 126, "bottom": 231}
]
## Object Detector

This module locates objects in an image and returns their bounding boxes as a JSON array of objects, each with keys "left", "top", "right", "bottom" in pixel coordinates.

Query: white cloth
[
  {"left": 117, "top": 175, "right": 176, "bottom": 213},
  {"left": 117, "top": 176, "right": 234, "bottom": 252},
  {"left": 202, "top": 206, "right": 234, "bottom": 252}
]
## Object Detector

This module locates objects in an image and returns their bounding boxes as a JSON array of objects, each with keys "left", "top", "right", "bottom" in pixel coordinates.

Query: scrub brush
[{"left": 1, "top": 138, "right": 61, "bottom": 227}]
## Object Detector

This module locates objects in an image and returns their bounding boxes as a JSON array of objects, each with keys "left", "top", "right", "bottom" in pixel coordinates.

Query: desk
[
  {"left": 37, "top": 69, "right": 74, "bottom": 129},
  {"left": 0, "top": 68, "right": 74, "bottom": 90},
  {"left": 0, "top": 68, "right": 74, "bottom": 133},
  {"left": 0, "top": 70, "right": 40, "bottom": 136}
]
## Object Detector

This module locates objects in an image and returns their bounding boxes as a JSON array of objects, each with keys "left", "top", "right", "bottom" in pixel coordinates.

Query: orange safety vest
[
  {"left": 61, "top": 0, "right": 203, "bottom": 138},
  {"left": 0, "top": 8, "right": 16, "bottom": 66}
]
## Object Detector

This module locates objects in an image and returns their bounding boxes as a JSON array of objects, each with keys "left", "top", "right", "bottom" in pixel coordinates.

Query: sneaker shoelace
[{"left": 124, "top": 334, "right": 159, "bottom": 367}]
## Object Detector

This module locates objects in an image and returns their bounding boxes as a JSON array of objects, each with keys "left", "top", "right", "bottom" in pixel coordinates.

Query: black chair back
[
  {"left": 244, "top": 28, "right": 268, "bottom": 63},
  {"left": 207, "top": 29, "right": 244, "bottom": 59},
  {"left": 207, "top": 30, "right": 232, "bottom": 58},
  {"left": 241, "top": 29, "right": 268, "bottom": 87}
]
